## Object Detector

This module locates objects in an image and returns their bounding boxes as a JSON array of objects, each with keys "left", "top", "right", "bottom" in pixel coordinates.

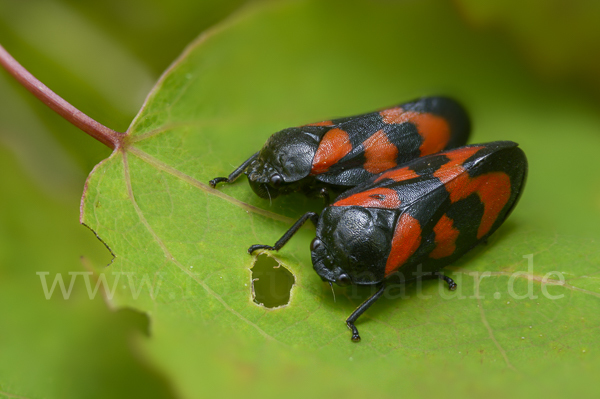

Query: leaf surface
[{"left": 80, "top": 0, "right": 600, "bottom": 396}]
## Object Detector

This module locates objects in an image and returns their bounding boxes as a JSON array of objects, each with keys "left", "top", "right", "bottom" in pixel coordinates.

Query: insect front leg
[
  {"left": 346, "top": 283, "right": 386, "bottom": 342},
  {"left": 209, "top": 151, "right": 260, "bottom": 188},
  {"left": 248, "top": 212, "right": 319, "bottom": 254}
]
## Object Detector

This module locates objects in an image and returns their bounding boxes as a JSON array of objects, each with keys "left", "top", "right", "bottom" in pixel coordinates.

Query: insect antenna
[
  {"left": 265, "top": 185, "right": 272, "bottom": 206},
  {"left": 329, "top": 281, "right": 336, "bottom": 303}
]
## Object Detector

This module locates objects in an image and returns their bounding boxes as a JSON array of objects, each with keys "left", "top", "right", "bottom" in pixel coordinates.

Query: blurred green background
[{"left": 1, "top": 0, "right": 599, "bottom": 398}]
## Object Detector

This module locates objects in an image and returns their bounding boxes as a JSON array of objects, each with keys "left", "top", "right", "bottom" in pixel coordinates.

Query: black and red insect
[
  {"left": 209, "top": 97, "right": 470, "bottom": 200},
  {"left": 249, "top": 141, "right": 528, "bottom": 341}
]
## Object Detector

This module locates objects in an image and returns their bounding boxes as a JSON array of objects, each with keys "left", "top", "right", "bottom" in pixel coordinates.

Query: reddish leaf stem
[{"left": 0, "top": 43, "right": 123, "bottom": 149}]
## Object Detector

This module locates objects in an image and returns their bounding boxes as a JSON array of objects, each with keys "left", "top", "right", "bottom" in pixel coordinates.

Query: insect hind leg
[{"left": 433, "top": 271, "right": 457, "bottom": 291}]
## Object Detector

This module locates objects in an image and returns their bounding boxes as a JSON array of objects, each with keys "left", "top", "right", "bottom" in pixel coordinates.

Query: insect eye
[
  {"left": 337, "top": 273, "right": 351, "bottom": 287},
  {"left": 270, "top": 174, "right": 283, "bottom": 187},
  {"left": 310, "top": 238, "right": 322, "bottom": 251}
]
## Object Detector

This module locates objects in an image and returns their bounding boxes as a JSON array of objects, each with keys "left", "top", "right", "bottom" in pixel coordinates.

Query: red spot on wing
[
  {"left": 379, "top": 107, "right": 407, "bottom": 124},
  {"left": 375, "top": 166, "right": 420, "bottom": 183},
  {"left": 434, "top": 147, "right": 511, "bottom": 239},
  {"left": 362, "top": 130, "right": 399, "bottom": 174},
  {"left": 310, "top": 128, "right": 352, "bottom": 175},
  {"left": 304, "top": 120, "right": 334, "bottom": 127},
  {"left": 333, "top": 188, "right": 401, "bottom": 209},
  {"left": 385, "top": 213, "right": 422, "bottom": 276},
  {"left": 429, "top": 214, "right": 460, "bottom": 259},
  {"left": 379, "top": 108, "right": 451, "bottom": 156},
  {"left": 414, "top": 114, "right": 451, "bottom": 156}
]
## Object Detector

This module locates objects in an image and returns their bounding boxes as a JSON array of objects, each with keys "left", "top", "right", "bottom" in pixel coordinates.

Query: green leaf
[{"left": 80, "top": 0, "right": 600, "bottom": 397}]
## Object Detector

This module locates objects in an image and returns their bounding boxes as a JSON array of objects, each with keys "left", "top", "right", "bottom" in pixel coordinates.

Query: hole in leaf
[
  {"left": 114, "top": 307, "right": 151, "bottom": 337},
  {"left": 251, "top": 254, "right": 295, "bottom": 308}
]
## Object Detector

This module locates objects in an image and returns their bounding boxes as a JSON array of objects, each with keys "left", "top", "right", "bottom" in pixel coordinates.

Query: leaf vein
[
  {"left": 474, "top": 277, "right": 517, "bottom": 371},
  {"left": 128, "top": 145, "right": 293, "bottom": 223}
]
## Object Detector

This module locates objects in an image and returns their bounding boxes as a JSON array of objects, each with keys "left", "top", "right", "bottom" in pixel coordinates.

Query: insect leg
[
  {"left": 209, "top": 151, "right": 260, "bottom": 188},
  {"left": 346, "top": 283, "right": 386, "bottom": 342},
  {"left": 317, "top": 187, "right": 331, "bottom": 205},
  {"left": 248, "top": 212, "right": 319, "bottom": 254},
  {"left": 433, "top": 271, "right": 457, "bottom": 291}
]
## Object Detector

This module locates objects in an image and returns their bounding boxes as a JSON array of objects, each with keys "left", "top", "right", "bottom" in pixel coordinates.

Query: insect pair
[{"left": 210, "top": 97, "right": 527, "bottom": 341}]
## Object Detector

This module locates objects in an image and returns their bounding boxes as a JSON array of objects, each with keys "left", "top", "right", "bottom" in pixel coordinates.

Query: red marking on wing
[
  {"left": 379, "top": 107, "right": 406, "bottom": 124},
  {"left": 429, "top": 214, "right": 460, "bottom": 259},
  {"left": 437, "top": 146, "right": 484, "bottom": 172},
  {"left": 379, "top": 108, "right": 450, "bottom": 156},
  {"left": 433, "top": 147, "right": 511, "bottom": 239},
  {"left": 333, "top": 187, "right": 401, "bottom": 209},
  {"left": 385, "top": 213, "right": 422, "bottom": 276},
  {"left": 303, "top": 120, "right": 334, "bottom": 127},
  {"left": 375, "top": 166, "right": 420, "bottom": 183},
  {"left": 310, "top": 128, "right": 352, "bottom": 175},
  {"left": 362, "top": 130, "right": 399, "bottom": 174},
  {"left": 445, "top": 172, "right": 511, "bottom": 238},
  {"left": 414, "top": 114, "right": 450, "bottom": 156}
]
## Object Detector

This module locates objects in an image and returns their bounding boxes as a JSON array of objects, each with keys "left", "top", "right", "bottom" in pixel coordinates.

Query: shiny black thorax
[
  {"left": 244, "top": 125, "right": 331, "bottom": 198},
  {"left": 312, "top": 206, "right": 397, "bottom": 285}
]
